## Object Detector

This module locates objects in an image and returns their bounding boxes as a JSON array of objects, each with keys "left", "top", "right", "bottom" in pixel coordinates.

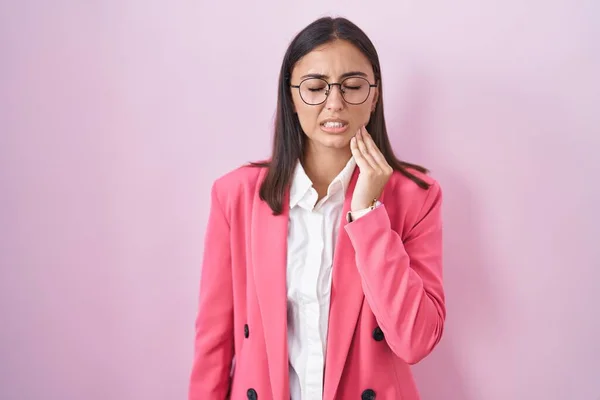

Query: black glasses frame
[{"left": 290, "top": 76, "right": 378, "bottom": 105}]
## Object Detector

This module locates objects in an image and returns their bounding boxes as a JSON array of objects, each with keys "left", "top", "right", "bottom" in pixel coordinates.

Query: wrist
[
  {"left": 352, "top": 198, "right": 379, "bottom": 212},
  {"left": 347, "top": 199, "right": 382, "bottom": 222}
]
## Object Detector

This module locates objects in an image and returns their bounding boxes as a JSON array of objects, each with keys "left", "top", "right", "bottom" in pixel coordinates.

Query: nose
[{"left": 324, "top": 84, "right": 344, "bottom": 110}]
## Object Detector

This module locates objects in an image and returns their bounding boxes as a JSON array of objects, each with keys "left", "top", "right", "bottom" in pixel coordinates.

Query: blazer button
[
  {"left": 244, "top": 324, "right": 249, "bottom": 338},
  {"left": 361, "top": 388, "right": 376, "bottom": 400},
  {"left": 372, "top": 326, "right": 384, "bottom": 342},
  {"left": 247, "top": 388, "right": 257, "bottom": 400}
]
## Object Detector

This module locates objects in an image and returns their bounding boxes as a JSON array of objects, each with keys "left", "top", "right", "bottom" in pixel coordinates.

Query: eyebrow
[{"left": 300, "top": 71, "right": 368, "bottom": 80}]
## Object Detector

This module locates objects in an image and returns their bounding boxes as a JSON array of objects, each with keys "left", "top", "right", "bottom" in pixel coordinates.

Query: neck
[{"left": 301, "top": 143, "right": 352, "bottom": 189}]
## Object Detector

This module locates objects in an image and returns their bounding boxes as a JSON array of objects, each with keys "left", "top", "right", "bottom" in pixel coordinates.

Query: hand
[{"left": 349, "top": 126, "right": 393, "bottom": 211}]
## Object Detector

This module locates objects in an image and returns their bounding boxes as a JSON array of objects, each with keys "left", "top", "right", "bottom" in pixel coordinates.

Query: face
[{"left": 289, "top": 39, "right": 379, "bottom": 153}]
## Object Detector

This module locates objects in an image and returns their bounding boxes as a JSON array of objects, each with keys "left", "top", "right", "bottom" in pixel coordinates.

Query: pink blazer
[{"left": 189, "top": 164, "right": 445, "bottom": 400}]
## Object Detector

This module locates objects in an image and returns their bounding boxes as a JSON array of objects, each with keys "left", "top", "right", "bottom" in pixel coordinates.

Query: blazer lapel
[
  {"left": 251, "top": 168, "right": 290, "bottom": 400},
  {"left": 323, "top": 168, "right": 365, "bottom": 400}
]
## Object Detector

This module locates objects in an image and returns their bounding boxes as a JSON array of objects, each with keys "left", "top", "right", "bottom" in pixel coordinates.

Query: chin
[{"left": 319, "top": 134, "right": 352, "bottom": 149}]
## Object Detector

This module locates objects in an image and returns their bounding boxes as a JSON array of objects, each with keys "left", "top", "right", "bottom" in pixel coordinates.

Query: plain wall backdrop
[{"left": 1, "top": 1, "right": 599, "bottom": 399}]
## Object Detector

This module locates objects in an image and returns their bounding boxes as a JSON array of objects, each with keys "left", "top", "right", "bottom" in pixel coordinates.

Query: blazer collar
[
  {"left": 251, "top": 165, "right": 374, "bottom": 400},
  {"left": 251, "top": 167, "right": 291, "bottom": 400},
  {"left": 289, "top": 157, "right": 357, "bottom": 209},
  {"left": 322, "top": 166, "right": 365, "bottom": 400}
]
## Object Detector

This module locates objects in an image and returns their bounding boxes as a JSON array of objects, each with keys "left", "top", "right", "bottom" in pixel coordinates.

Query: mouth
[{"left": 320, "top": 119, "right": 349, "bottom": 134}]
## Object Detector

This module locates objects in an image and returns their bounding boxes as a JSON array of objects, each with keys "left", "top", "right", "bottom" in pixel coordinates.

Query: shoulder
[
  {"left": 210, "top": 161, "right": 268, "bottom": 206},
  {"left": 385, "top": 167, "right": 442, "bottom": 224},
  {"left": 388, "top": 167, "right": 440, "bottom": 197},
  {"left": 212, "top": 163, "right": 265, "bottom": 192}
]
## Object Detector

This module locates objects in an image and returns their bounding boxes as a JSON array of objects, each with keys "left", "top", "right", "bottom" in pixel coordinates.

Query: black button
[
  {"left": 372, "top": 326, "right": 384, "bottom": 341},
  {"left": 361, "top": 388, "right": 376, "bottom": 400},
  {"left": 247, "top": 388, "right": 257, "bottom": 400},
  {"left": 244, "top": 324, "right": 249, "bottom": 338}
]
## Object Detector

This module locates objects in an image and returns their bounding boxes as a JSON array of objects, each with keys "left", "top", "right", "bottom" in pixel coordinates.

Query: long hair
[{"left": 251, "top": 16, "right": 430, "bottom": 215}]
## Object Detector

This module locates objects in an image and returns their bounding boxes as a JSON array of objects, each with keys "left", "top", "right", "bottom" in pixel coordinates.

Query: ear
[{"left": 371, "top": 87, "right": 379, "bottom": 112}]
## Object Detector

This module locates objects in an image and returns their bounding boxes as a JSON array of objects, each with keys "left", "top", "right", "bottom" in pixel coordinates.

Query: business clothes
[
  {"left": 286, "top": 157, "right": 357, "bottom": 400},
  {"left": 189, "top": 161, "right": 445, "bottom": 400}
]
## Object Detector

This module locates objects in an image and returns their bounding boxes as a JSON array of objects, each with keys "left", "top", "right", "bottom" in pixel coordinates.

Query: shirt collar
[{"left": 289, "top": 157, "right": 357, "bottom": 209}]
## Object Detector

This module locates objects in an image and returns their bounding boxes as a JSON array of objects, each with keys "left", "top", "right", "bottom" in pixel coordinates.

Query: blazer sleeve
[
  {"left": 189, "top": 180, "right": 234, "bottom": 399},
  {"left": 344, "top": 181, "right": 445, "bottom": 364}
]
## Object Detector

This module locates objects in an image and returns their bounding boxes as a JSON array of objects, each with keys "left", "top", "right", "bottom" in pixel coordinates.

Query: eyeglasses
[{"left": 290, "top": 76, "right": 377, "bottom": 105}]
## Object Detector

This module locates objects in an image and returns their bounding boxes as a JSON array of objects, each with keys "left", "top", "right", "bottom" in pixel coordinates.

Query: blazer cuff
[
  {"left": 346, "top": 201, "right": 383, "bottom": 223},
  {"left": 345, "top": 203, "right": 390, "bottom": 235}
]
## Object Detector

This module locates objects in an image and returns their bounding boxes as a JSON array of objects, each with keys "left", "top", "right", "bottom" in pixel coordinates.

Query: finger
[
  {"left": 362, "top": 131, "right": 390, "bottom": 170},
  {"left": 356, "top": 128, "right": 380, "bottom": 171},
  {"left": 350, "top": 135, "right": 371, "bottom": 171}
]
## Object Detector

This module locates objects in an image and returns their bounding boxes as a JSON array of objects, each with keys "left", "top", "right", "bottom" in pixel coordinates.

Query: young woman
[{"left": 189, "top": 16, "right": 445, "bottom": 400}]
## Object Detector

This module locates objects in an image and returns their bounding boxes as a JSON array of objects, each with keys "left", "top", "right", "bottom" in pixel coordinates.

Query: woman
[{"left": 189, "top": 16, "right": 445, "bottom": 400}]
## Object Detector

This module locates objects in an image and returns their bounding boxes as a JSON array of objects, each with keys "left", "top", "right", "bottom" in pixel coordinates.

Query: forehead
[{"left": 291, "top": 39, "right": 374, "bottom": 79}]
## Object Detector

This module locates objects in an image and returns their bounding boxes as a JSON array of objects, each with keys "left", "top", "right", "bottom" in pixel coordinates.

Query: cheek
[
  {"left": 357, "top": 105, "right": 372, "bottom": 121},
  {"left": 349, "top": 105, "right": 374, "bottom": 128},
  {"left": 295, "top": 105, "right": 322, "bottom": 135},
  {"left": 291, "top": 94, "right": 316, "bottom": 132}
]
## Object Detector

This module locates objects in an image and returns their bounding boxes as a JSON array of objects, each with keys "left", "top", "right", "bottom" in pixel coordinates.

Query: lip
[{"left": 320, "top": 118, "right": 350, "bottom": 134}]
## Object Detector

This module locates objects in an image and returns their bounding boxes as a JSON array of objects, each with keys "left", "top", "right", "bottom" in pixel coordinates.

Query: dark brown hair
[{"left": 251, "top": 16, "right": 430, "bottom": 215}]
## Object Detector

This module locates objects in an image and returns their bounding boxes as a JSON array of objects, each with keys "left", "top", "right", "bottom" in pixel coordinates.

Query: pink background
[{"left": 1, "top": 1, "right": 599, "bottom": 399}]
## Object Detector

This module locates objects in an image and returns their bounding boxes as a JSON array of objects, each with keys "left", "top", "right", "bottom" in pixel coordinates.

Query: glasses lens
[
  {"left": 297, "top": 77, "right": 372, "bottom": 105},
  {"left": 340, "top": 77, "right": 370, "bottom": 104},
  {"left": 299, "top": 78, "right": 328, "bottom": 105}
]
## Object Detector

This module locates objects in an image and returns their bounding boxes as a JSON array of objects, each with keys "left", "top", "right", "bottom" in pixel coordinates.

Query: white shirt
[{"left": 286, "top": 157, "right": 357, "bottom": 400}]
